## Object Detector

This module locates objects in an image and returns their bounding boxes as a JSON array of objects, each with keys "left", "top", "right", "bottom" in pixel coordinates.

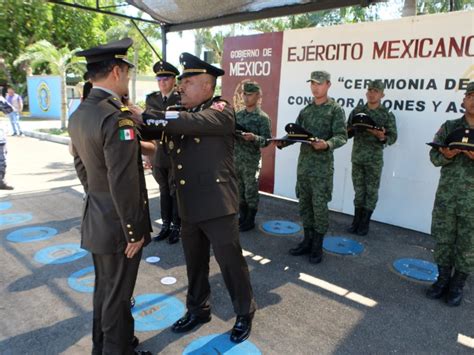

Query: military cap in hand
[
  {"left": 268, "top": 123, "right": 317, "bottom": 145},
  {"left": 153, "top": 61, "right": 180, "bottom": 78},
  {"left": 351, "top": 113, "right": 383, "bottom": 132},
  {"left": 427, "top": 128, "right": 474, "bottom": 151},
  {"left": 178, "top": 52, "right": 225, "bottom": 80},
  {"left": 76, "top": 38, "right": 134, "bottom": 67}
]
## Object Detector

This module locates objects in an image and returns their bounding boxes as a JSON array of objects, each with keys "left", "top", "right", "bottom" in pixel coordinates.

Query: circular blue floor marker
[
  {"left": 34, "top": 243, "right": 88, "bottom": 264},
  {"left": 68, "top": 266, "right": 95, "bottom": 293},
  {"left": 323, "top": 236, "right": 364, "bottom": 255},
  {"left": 393, "top": 258, "right": 438, "bottom": 282},
  {"left": 7, "top": 226, "right": 58, "bottom": 243},
  {"left": 0, "top": 213, "right": 33, "bottom": 226},
  {"left": 261, "top": 220, "right": 301, "bottom": 235},
  {"left": 183, "top": 333, "right": 261, "bottom": 355},
  {"left": 132, "top": 293, "right": 185, "bottom": 332},
  {"left": 0, "top": 201, "right": 12, "bottom": 211}
]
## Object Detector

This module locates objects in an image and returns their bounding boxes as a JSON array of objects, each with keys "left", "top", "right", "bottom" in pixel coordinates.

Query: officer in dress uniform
[
  {"left": 145, "top": 61, "right": 181, "bottom": 244},
  {"left": 139, "top": 52, "right": 256, "bottom": 343},
  {"left": 69, "top": 38, "right": 152, "bottom": 355}
]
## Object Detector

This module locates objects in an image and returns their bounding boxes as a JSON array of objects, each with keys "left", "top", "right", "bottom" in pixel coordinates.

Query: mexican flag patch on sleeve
[{"left": 119, "top": 128, "right": 135, "bottom": 141}]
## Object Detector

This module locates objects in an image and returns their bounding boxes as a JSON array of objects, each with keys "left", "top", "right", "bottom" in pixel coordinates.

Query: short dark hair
[{"left": 87, "top": 59, "right": 128, "bottom": 82}]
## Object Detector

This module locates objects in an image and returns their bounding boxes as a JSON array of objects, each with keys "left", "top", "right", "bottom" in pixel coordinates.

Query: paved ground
[{"left": 0, "top": 127, "right": 473, "bottom": 355}]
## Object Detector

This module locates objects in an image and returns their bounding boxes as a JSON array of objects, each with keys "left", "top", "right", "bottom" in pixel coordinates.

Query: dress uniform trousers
[
  {"left": 152, "top": 164, "right": 180, "bottom": 226},
  {"left": 92, "top": 250, "right": 142, "bottom": 355},
  {"left": 180, "top": 214, "right": 256, "bottom": 318}
]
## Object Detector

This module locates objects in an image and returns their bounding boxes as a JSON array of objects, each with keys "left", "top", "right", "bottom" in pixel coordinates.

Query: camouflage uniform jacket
[
  {"left": 430, "top": 116, "right": 474, "bottom": 213},
  {"left": 235, "top": 107, "right": 272, "bottom": 166},
  {"left": 347, "top": 104, "right": 397, "bottom": 165},
  {"left": 295, "top": 98, "right": 347, "bottom": 176}
]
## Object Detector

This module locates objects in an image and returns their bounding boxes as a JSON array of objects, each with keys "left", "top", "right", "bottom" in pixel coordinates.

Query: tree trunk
[
  {"left": 402, "top": 0, "right": 417, "bottom": 17},
  {"left": 60, "top": 73, "right": 68, "bottom": 129}
]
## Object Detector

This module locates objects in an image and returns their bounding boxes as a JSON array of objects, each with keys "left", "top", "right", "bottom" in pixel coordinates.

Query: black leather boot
[
  {"left": 239, "top": 203, "right": 248, "bottom": 226},
  {"left": 240, "top": 208, "right": 257, "bottom": 232},
  {"left": 347, "top": 207, "right": 363, "bottom": 234},
  {"left": 168, "top": 225, "right": 181, "bottom": 244},
  {"left": 426, "top": 265, "right": 452, "bottom": 299},
  {"left": 309, "top": 232, "right": 324, "bottom": 264},
  {"left": 153, "top": 222, "right": 171, "bottom": 242},
  {"left": 446, "top": 270, "right": 469, "bottom": 307},
  {"left": 357, "top": 209, "right": 373, "bottom": 236},
  {"left": 289, "top": 228, "right": 314, "bottom": 256}
]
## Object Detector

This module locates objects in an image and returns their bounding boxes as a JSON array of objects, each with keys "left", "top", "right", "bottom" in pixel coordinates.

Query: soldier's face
[
  {"left": 243, "top": 92, "right": 260, "bottom": 108},
  {"left": 366, "top": 88, "right": 384, "bottom": 105},
  {"left": 463, "top": 93, "right": 474, "bottom": 116},
  {"left": 310, "top": 81, "right": 330, "bottom": 99},
  {"left": 179, "top": 75, "right": 212, "bottom": 109},
  {"left": 157, "top": 76, "right": 175, "bottom": 95}
]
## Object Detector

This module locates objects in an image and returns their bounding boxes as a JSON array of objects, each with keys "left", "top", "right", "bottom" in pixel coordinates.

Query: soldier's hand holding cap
[
  {"left": 311, "top": 139, "right": 329, "bottom": 151},
  {"left": 462, "top": 150, "right": 474, "bottom": 160},
  {"left": 439, "top": 147, "right": 461, "bottom": 159},
  {"left": 242, "top": 132, "right": 256, "bottom": 141}
]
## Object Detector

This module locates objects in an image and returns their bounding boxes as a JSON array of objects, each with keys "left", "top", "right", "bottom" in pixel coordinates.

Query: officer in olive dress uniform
[
  {"left": 139, "top": 52, "right": 256, "bottom": 344},
  {"left": 69, "top": 38, "right": 152, "bottom": 355},
  {"left": 426, "top": 82, "right": 474, "bottom": 307},
  {"left": 145, "top": 61, "right": 181, "bottom": 244}
]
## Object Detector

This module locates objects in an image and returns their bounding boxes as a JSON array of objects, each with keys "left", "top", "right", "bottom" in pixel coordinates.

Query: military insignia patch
[
  {"left": 119, "top": 128, "right": 135, "bottom": 141},
  {"left": 118, "top": 118, "right": 134, "bottom": 127},
  {"left": 210, "top": 101, "right": 226, "bottom": 112}
]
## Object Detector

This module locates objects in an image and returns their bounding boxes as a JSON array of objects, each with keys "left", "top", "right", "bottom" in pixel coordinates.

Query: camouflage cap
[
  {"left": 368, "top": 80, "right": 385, "bottom": 92},
  {"left": 465, "top": 82, "right": 474, "bottom": 95},
  {"left": 243, "top": 82, "right": 260, "bottom": 93},
  {"left": 306, "top": 71, "right": 330, "bottom": 83}
]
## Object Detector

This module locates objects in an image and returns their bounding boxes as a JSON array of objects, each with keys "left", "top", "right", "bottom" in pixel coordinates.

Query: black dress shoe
[
  {"left": 153, "top": 224, "right": 171, "bottom": 242},
  {"left": 171, "top": 312, "right": 211, "bottom": 333},
  {"left": 168, "top": 226, "right": 181, "bottom": 244},
  {"left": 230, "top": 314, "right": 253, "bottom": 343},
  {"left": 131, "top": 336, "right": 139, "bottom": 348}
]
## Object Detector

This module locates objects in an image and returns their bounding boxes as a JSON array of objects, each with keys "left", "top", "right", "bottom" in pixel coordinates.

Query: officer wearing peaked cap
[
  {"left": 140, "top": 52, "right": 256, "bottom": 344},
  {"left": 146, "top": 60, "right": 182, "bottom": 244},
  {"left": 346, "top": 79, "right": 397, "bottom": 236},
  {"left": 69, "top": 38, "right": 152, "bottom": 355},
  {"left": 426, "top": 82, "right": 474, "bottom": 307}
]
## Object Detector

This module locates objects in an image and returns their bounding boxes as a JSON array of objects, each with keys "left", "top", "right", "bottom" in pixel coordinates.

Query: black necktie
[{"left": 163, "top": 96, "right": 167, "bottom": 105}]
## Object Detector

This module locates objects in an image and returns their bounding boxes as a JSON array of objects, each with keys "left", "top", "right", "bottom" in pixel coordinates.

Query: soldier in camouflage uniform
[
  {"left": 235, "top": 82, "right": 272, "bottom": 232},
  {"left": 426, "top": 82, "right": 474, "bottom": 307},
  {"left": 277, "top": 71, "right": 347, "bottom": 264},
  {"left": 346, "top": 80, "right": 397, "bottom": 236}
]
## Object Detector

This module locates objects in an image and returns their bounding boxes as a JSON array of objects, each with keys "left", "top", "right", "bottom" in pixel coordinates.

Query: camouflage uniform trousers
[
  {"left": 352, "top": 160, "right": 383, "bottom": 211},
  {"left": 0, "top": 144, "right": 6, "bottom": 178},
  {"left": 296, "top": 173, "right": 333, "bottom": 235},
  {"left": 431, "top": 188, "right": 474, "bottom": 274},
  {"left": 236, "top": 160, "right": 261, "bottom": 209}
]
